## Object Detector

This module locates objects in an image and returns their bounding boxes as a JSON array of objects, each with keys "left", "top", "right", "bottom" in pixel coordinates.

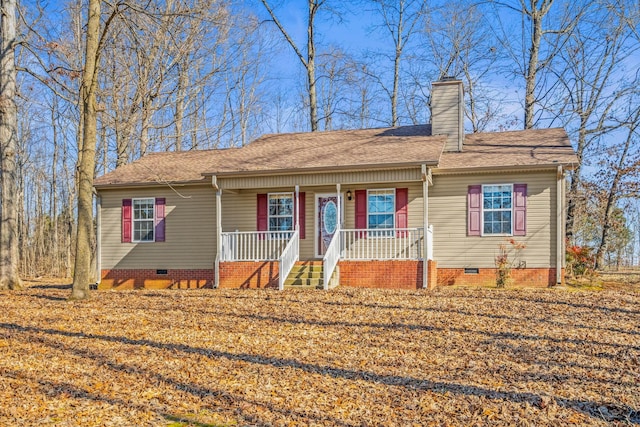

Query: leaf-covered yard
[{"left": 1, "top": 283, "right": 639, "bottom": 426}]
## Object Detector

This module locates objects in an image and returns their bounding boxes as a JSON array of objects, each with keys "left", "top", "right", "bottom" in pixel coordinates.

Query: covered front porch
[{"left": 211, "top": 166, "right": 436, "bottom": 290}]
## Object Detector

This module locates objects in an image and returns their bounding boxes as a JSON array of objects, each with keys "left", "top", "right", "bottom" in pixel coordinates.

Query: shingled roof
[
  {"left": 437, "top": 127, "right": 577, "bottom": 171},
  {"left": 93, "top": 125, "right": 577, "bottom": 188}
]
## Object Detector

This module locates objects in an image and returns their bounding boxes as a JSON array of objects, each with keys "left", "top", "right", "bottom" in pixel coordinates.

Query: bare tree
[
  {"left": 594, "top": 102, "right": 640, "bottom": 269},
  {"left": 260, "top": 0, "right": 326, "bottom": 131},
  {"left": 0, "top": 0, "right": 23, "bottom": 289},
  {"left": 70, "top": 0, "right": 105, "bottom": 300},
  {"left": 366, "top": 0, "right": 427, "bottom": 126},
  {"left": 560, "top": 0, "right": 640, "bottom": 242},
  {"left": 492, "top": 0, "right": 584, "bottom": 129},
  {"left": 424, "top": 1, "right": 502, "bottom": 132}
]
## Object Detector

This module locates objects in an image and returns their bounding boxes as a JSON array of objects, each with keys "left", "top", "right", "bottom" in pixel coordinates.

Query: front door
[{"left": 316, "top": 194, "right": 341, "bottom": 257}]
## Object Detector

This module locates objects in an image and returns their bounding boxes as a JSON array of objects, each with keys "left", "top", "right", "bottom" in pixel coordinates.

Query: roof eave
[
  {"left": 433, "top": 161, "right": 578, "bottom": 175},
  {"left": 94, "top": 178, "right": 208, "bottom": 190}
]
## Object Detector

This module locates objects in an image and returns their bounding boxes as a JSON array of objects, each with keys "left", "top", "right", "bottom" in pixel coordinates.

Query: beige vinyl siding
[
  {"left": 100, "top": 171, "right": 558, "bottom": 269},
  {"left": 100, "top": 185, "right": 215, "bottom": 269},
  {"left": 430, "top": 171, "right": 557, "bottom": 268},
  {"left": 218, "top": 168, "right": 422, "bottom": 190},
  {"left": 220, "top": 182, "right": 424, "bottom": 259}
]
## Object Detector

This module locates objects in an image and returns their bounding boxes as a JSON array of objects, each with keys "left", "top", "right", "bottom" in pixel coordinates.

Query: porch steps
[{"left": 284, "top": 262, "right": 324, "bottom": 289}]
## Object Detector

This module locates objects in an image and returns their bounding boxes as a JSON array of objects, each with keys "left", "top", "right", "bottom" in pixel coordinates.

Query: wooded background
[{"left": 0, "top": 0, "right": 638, "bottom": 292}]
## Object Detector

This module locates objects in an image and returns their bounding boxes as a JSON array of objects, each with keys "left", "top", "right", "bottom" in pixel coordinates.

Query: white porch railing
[
  {"left": 340, "top": 228, "right": 424, "bottom": 260},
  {"left": 322, "top": 226, "right": 341, "bottom": 290},
  {"left": 220, "top": 230, "right": 293, "bottom": 261},
  {"left": 219, "top": 226, "right": 432, "bottom": 289},
  {"left": 278, "top": 229, "right": 300, "bottom": 290}
]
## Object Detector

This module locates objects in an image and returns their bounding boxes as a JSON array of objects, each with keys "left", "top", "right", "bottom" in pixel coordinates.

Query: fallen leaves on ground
[{"left": 0, "top": 283, "right": 639, "bottom": 426}]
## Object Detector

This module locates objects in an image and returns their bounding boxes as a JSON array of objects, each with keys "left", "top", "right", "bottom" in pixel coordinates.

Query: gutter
[
  {"left": 431, "top": 162, "right": 577, "bottom": 175},
  {"left": 93, "top": 179, "right": 208, "bottom": 190}
]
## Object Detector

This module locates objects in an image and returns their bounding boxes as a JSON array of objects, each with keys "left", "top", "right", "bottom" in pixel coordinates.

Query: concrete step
[
  {"left": 284, "top": 262, "right": 325, "bottom": 289},
  {"left": 284, "top": 278, "right": 324, "bottom": 288},
  {"left": 287, "top": 270, "right": 323, "bottom": 279},
  {"left": 290, "top": 265, "right": 323, "bottom": 272}
]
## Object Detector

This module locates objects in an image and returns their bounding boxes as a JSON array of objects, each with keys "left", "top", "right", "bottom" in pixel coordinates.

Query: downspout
[
  {"left": 95, "top": 192, "right": 101, "bottom": 286},
  {"left": 556, "top": 166, "right": 563, "bottom": 284},
  {"left": 213, "top": 176, "right": 221, "bottom": 288}
]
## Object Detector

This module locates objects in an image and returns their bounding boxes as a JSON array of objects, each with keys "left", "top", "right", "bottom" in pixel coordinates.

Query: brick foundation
[
  {"left": 99, "top": 269, "right": 213, "bottom": 290},
  {"left": 99, "top": 263, "right": 562, "bottom": 290},
  {"left": 437, "top": 268, "right": 560, "bottom": 287},
  {"left": 218, "top": 261, "right": 279, "bottom": 289},
  {"left": 339, "top": 260, "right": 437, "bottom": 290}
]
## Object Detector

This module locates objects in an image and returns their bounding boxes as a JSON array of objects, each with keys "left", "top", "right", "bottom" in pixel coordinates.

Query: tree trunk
[
  {"left": 140, "top": 97, "right": 151, "bottom": 157},
  {"left": 524, "top": 5, "right": 542, "bottom": 130},
  {"left": 71, "top": 0, "right": 100, "bottom": 300},
  {"left": 391, "top": 5, "right": 403, "bottom": 128},
  {"left": 307, "top": 0, "right": 318, "bottom": 131},
  {"left": 260, "top": 0, "right": 321, "bottom": 132},
  {"left": 51, "top": 97, "right": 60, "bottom": 276},
  {"left": 174, "top": 61, "right": 186, "bottom": 151},
  {"left": 0, "top": 0, "right": 22, "bottom": 290},
  {"left": 594, "top": 115, "right": 637, "bottom": 270},
  {"left": 565, "top": 124, "right": 586, "bottom": 243}
]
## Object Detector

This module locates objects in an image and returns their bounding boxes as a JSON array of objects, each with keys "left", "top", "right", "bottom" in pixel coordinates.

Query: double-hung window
[
  {"left": 468, "top": 183, "right": 526, "bottom": 237},
  {"left": 368, "top": 189, "right": 395, "bottom": 237},
  {"left": 133, "top": 198, "right": 155, "bottom": 242},
  {"left": 482, "top": 184, "right": 513, "bottom": 235},
  {"left": 268, "top": 193, "right": 294, "bottom": 233}
]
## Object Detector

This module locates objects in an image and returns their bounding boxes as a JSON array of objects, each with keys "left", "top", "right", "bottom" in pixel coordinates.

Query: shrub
[
  {"left": 495, "top": 239, "right": 526, "bottom": 288},
  {"left": 566, "top": 245, "right": 595, "bottom": 278}
]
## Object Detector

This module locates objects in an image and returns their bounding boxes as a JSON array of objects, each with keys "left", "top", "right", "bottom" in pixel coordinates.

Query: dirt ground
[{"left": 0, "top": 279, "right": 638, "bottom": 426}]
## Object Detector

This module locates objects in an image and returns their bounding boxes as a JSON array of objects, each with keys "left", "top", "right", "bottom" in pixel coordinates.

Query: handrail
[
  {"left": 322, "top": 226, "right": 341, "bottom": 290},
  {"left": 340, "top": 228, "right": 424, "bottom": 260},
  {"left": 278, "top": 229, "right": 300, "bottom": 290}
]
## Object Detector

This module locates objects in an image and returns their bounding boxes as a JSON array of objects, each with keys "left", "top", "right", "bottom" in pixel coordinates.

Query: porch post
[
  {"left": 336, "top": 183, "right": 341, "bottom": 228},
  {"left": 295, "top": 185, "right": 300, "bottom": 231},
  {"left": 422, "top": 165, "right": 430, "bottom": 289}
]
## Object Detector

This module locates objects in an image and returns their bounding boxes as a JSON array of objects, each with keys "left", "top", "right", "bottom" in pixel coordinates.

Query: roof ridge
[{"left": 254, "top": 123, "right": 432, "bottom": 140}]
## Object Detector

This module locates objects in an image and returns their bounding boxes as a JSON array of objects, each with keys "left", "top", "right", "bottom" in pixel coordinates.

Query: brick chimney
[{"left": 431, "top": 78, "right": 464, "bottom": 152}]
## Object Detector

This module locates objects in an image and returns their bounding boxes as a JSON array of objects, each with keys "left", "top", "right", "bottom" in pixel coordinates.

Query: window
[
  {"left": 368, "top": 189, "right": 395, "bottom": 236},
  {"left": 482, "top": 184, "right": 512, "bottom": 235},
  {"left": 268, "top": 193, "right": 294, "bottom": 232},
  {"left": 133, "top": 198, "right": 155, "bottom": 242},
  {"left": 122, "top": 198, "right": 165, "bottom": 243}
]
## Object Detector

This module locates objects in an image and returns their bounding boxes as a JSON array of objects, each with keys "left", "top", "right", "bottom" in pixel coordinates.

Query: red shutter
[
  {"left": 155, "top": 198, "right": 166, "bottom": 242},
  {"left": 257, "top": 194, "right": 268, "bottom": 232},
  {"left": 468, "top": 185, "right": 482, "bottom": 236},
  {"left": 122, "top": 199, "right": 132, "bottom": 243},
  {"left": 513, "top": 184, "right": 527, "bottom": 236},
  {"left": 296, "top": 192, "right": 306, "bottom": 239},
  {"left": 355, "top": 190, "right": 367, "bottom": 238},
  {"left": 395, "top": 188, "right": 408, "bottom": 237}
]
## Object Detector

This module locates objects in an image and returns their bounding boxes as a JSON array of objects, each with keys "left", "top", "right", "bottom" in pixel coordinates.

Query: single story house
[{"left": 93, "top": 79, "right": 578, "bottom": 290}]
